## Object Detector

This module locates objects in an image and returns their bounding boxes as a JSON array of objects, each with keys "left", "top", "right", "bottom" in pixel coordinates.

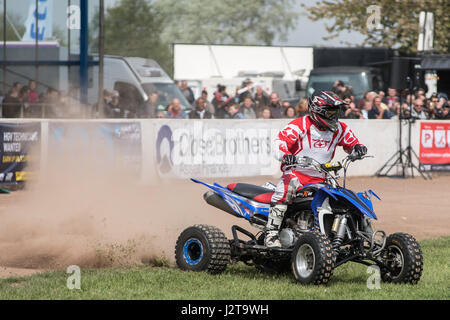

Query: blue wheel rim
[{"left": 183, "top": 238, "right": 204, "bottom": 266}]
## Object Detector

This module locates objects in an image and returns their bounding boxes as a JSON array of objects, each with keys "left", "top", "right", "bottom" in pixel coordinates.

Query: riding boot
[{"left": 264, "top": 203, "right": 287, "bottom": 248}]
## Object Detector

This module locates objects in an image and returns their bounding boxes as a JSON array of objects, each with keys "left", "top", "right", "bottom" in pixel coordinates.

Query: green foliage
[
  {"left": 302, "top": 0, "right": 449, "bottom": 54},
  {"left": 154, "top": 0, "right": 299, "bottom": 45},
  {"left": 0, "top": 14, "right": 25, "bottom": 41},
  {"left": 89, "top": 0, "right": 299, "bottom": 76},
  {"left": 90, "top": 0, "right": 172, "bottom": 74}
]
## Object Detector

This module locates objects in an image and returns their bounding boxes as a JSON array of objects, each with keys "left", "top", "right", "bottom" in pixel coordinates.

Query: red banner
[{"left": 419, "top": 122, "right": 450, "bottom": 169}]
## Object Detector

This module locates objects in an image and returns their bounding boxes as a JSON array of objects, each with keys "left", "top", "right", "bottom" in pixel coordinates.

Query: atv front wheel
[
  {"left": 175, "top": 224, "right": 231, "bottom": 274},
  {"left": 291, "top": 232, "right": 335, "bottom": 285},
  {"left": 380, "top": 233, "right": 423, "bottom": 284}
]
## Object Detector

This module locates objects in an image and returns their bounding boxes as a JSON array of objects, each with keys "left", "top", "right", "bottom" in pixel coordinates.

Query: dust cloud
[{"left": 0, "top": 131, "right": 247, "bottom": 271}]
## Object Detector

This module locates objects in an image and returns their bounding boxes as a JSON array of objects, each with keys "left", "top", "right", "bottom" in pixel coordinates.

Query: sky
[{"left": 3, "top": 0, "right": 366, "bottom": 47}]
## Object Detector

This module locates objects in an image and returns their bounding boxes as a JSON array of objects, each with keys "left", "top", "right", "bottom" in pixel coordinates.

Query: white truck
[{"left": 88, "top": 56, "right": 192, "bottom": 114}]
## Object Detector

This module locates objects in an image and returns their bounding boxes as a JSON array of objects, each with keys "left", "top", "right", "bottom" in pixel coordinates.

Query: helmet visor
[{"left": 325, "top": 109, "right": 339, "bottom": 120}]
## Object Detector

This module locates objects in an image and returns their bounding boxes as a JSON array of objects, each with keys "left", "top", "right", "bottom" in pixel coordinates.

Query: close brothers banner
[
  {"left": 0, "top": 122, "right": 41, "bottom": 184},
  {"left": 419, "top": 122, "right": 450, "bottom": 171},
  {"left": 154, "top": 120, "right": 281, "bottom": 178}
]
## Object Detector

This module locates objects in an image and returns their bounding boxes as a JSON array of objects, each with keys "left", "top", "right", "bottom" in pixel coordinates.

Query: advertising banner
[
  {"left": 419, "top": 122, "right": 450, "bottom": 171},
  {"left": 154, "top": 120, "right": 281, "bottom": 178},
  {"left": 0, "top": 122, "right": 41, "bottom": 184},
  {"left": 49, "top": 122, "right": 142, "bottom": 175}
]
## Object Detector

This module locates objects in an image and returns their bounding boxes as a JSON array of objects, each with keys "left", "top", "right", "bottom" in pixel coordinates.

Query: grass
[{"left": 0, "top": 236, "right": 449, "bottom": 300}]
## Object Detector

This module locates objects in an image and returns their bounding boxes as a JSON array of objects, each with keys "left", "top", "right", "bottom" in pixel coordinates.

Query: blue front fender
[{"left": 311, "top": 186, "right": 379, "bottom": 220}]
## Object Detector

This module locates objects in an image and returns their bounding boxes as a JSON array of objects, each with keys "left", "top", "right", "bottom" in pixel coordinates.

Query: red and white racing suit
[{"left": 271, "top": 115, "right": 360, "bottom": 204}]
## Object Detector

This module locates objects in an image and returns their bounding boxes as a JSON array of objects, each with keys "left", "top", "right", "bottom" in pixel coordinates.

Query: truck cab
[{"left": 306, "top": 66, "right": 384, "bottom": 102}]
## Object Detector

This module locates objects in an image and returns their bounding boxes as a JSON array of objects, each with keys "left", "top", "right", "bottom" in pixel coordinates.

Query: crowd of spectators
[
  {"left": 1, "top": 78, "right": 449, "bottom": 121},
  {"left": 1, "top": 79, "right": 73, "bottom": 118},
  {"left": 149, "top": 79, "right": 314, "bottom": 120},
  {"left": 150, "top": 78, "right": 449, "bottom": 121},
  {"left": 329, "top": 80, "right": 450, "bottom": 120}
]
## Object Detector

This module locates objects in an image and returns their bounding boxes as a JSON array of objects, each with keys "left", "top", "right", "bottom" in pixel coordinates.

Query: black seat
[{"left": 227, "top": 183, "right": 274, "bottom": 199}]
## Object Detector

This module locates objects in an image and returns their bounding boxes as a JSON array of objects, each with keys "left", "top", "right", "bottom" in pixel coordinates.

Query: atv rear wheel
[
  {"left": 380, "top": 233, "right": 423, "bottom": 284},
  {"left": 291, "top": 232, "right": 335, "bottom": 285},
  {"left": 175, "top": 224, "right": 231, "bottom": 274}
]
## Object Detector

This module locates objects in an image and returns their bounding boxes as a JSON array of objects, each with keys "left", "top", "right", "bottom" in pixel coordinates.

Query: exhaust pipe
[{"left": 203, "top": 191, "right": 241, "bottom": 217}]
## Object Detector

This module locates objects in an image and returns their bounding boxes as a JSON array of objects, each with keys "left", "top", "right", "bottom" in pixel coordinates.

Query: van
[{"left": 89, "top": 56, "right": 192, "bottom": 116}]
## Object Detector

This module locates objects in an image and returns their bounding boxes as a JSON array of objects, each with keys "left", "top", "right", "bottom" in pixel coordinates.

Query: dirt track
[{"left": 0, "top": 174, "right": 449, "bottom": 278}]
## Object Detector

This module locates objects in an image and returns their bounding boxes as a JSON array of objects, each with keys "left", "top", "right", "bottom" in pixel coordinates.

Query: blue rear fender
[
  {"left": 190, "top": 178, "right": 270, "bottom": 220},
  {"left": 311, "top": 186, "right": 380, "bottom": 220}
]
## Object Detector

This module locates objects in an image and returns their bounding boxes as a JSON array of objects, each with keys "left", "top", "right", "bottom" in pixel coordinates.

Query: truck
[
  {"left": 306, "top": 47, "right": 432, "bottom": 101},
  {"left": 88, "top": 56, "right": 192, "bottom": 115}
]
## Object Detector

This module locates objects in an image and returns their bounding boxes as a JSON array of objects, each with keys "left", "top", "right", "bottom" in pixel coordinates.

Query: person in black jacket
[
  {"left": 2, "top": 82, "right": 22, "bottom": 118},
  {"left": 189, "top": 97, "right": 213, "bottom": 119}
]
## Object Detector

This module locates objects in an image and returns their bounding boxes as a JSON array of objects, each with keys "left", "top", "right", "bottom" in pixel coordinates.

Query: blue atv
[{"left": 175, "top": 154, "right": 423, "bottom": 285}]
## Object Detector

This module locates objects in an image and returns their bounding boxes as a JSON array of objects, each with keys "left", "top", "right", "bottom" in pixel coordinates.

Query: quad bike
[{"left": 175, "top": 154, "right": 423, "bottom": 285}]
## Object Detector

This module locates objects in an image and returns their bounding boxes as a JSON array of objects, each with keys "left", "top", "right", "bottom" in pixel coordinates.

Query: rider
[{"left": 265, "top": 90, "right": 368, "bottom": 247}]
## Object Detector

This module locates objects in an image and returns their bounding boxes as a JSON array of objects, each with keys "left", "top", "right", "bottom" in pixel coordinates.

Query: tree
[
  {"left": 90, "top": 0, "right": 172, "bottom": 74},
  {"left": 302, "top": 0, "right": 449, "bottom": 54},
  {"left": 153, "top": 0, "right": 299, "bottom": 45},
  {"left": 0, "top": 14, "right": 25, "bottom": 41}
]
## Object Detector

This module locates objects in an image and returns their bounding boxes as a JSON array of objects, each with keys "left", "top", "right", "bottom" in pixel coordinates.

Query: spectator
[
  {"left": 268, "top": 92, "right": 283, "bottom": 118},
  {"left": 281, "top": 100, "right": 291, "bottom": 111},
  {"left": 400, "top": 102, "right": 411, "bottom": 119},
  {"left": 189, "top": 97, "right": 213, "bottom": 119},
  {"left": 181, "top": 80, "right": 195, "bottom": 105},
  {"left": 212, "top": 85, "right": 232, "bottom": 119},
  {"left": 411, "top": 98, "right": 427, "bottom": 120},
  {"left": 383, "top": 88, "right": 399, "bottom": 108},
  {"left": 43, "top": 87, "right": 61, "bottom": 118},
  {"left": 226, "top": 103, "right": 245, "bottom": 119},
  {"left": 253, "top": 85, "right": 269, "bottom": 112},
  {"left": 201, "top": 90, "right": 215, "bottom": 115},
  {"left": 347, "top": 103, "right": 363, "bottom": 119},
  {"left": 105, "top": 90, "right": 124, "bottom": 118},
  {"left": 435, "top": 103, "right": 450, "bottom": 120},
  {"left": 156, "top": 110, "right": 166, "bottom": 119},
  {"left": 378, "top": 90, "right": 385, "bottom": 101},
  {"left": 166, "top": 98, "right": 187, "bottom": 119},
  {"left": 368, "top": 96, "right": 385, "bottom": 119},
  {"left": 284, "top": 106, "right": 296, "bottom": 119},
  {"left": 382, "top": 100, "right": 398, "bottom": 119},
  {"left": 259, "top": 107, "right": 272, "bottom": 119},
  {"left": 28, "top": 80, "right": 39, "bottom": 103},
  {"left": 2, "top": 82, "right": 22, "bottom": 118},
  {"left": 296, "top": 97, "right": 309, "bottom": 117},
  {"left": 342, "top": 99, "right": 362, "bottom": 119},
  {"left": 331, "top": 80, "right": 345, "bottom": 96},
  {"left": 358, "top": 91, "right": 370, "bottom": 109},
  {"left": 19, "top": 85, "right": 31, "bottom": 117},
  {"left": 339, "top": 95, "right": 352, "bottom": 118},
  {"left": 432, "top": 96, "right": 449, "bottom": 119},
  {"left": 141, "top": 92, "right": 159, "bottom": 118},
  {"left": 238, "top": 78, "right": 253, "bottom": 102},
  {"left": 93, "top": 89, "right": 111, "bottom": 118},
  {"left": 361, "top": 100, "right": 372, "bottom": 119},
  {"left": 415, "top": 88, "right": 426, "bottom": 98},
  {"left": 240, "top": 96, "right": 257, "bottom": 119}
]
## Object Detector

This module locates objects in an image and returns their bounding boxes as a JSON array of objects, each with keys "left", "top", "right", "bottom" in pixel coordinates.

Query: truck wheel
[
  {"left": 291, "top": 232, "right": 335, "bottom": 285},
  {"left": 175, "top": 224, "right": 231, "bottom": 274},
  {"left": 380, "top": 233, "right": 423, "bottom": 284}
]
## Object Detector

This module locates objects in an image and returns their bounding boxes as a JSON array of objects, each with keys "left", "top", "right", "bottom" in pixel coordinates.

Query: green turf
[{"left": 0, "top": 236, "right": 449, "bottom": 300}]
